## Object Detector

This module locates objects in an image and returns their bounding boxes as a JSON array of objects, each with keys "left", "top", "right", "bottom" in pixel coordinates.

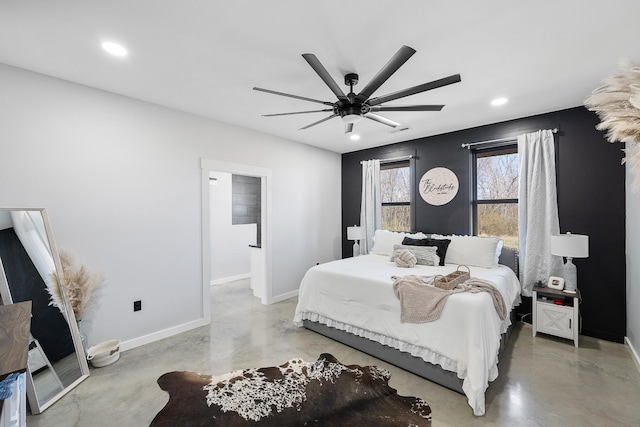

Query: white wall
[
  {"left": 0, "top": 63, "right": 342, "bottom": 349},
  {"left": 626, "top": 143, "right": 640, "bottom": 369},
  {"left": 0, "top": 212, "right": 12, "bottom": 230},
  {"left": 209, "top": 171, "right": 255, "bottom": 283}
]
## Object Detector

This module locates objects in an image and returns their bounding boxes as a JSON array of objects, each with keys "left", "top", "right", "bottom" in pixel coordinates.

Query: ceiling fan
[{"left": 253, "top": 45, "right": 461, "bottom": 134}]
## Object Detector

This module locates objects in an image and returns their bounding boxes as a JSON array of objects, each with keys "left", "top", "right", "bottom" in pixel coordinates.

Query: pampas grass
[
  {"left": 48, "top": 251, "right": 104, "bottom": 321},
  {"left": 585, "top": 58, "right": 640, "bottom": 189}
]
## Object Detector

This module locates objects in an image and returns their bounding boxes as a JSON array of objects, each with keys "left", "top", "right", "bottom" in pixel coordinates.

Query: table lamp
[
  {"left": 550, "top": 232, "right": 589, "bottom": 293},
  {"left": 347, "top": 226, "right": 365, "bottom": 257}
]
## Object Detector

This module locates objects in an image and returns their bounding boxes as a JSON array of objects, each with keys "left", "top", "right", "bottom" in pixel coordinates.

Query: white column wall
[
  {"left": 626, "top": 143, "right": 640, "bottom": 369},
  {"left": 0, "top": 63, "right": 341, "bottom": 349}
]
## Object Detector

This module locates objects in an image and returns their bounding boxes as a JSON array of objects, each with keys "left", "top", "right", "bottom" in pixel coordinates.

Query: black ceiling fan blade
[
  {"left": 345, "top": 123, "right": 354, "bottom": 134},
  {"left": 262, "top": 109, "right": 334, "bottom": 117},
  {"left": 302, "top": 54, "right": 349, "bottom": 102},
  {"left": 367, "top": 74, "right": 461, "bottom": 106},
  {"left": 300, "top": 113, "right": 339, "bottom": 130},
  {"left": 253, "top": 87, "right": 334, "bottom": 106},
  {"left": 364, "top": 113, "right": 401, "bottom": 128},
  {"left": 355, "top": 45, "right": 416, "bottom": 103},
  {"left": 370, "top": 105, "right": 445, "bottom": 112}
]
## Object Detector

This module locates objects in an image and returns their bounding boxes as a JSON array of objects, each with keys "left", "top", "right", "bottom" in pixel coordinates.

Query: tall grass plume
[{"left": 48, "top": 251, "right": 104, "bottom": 320}]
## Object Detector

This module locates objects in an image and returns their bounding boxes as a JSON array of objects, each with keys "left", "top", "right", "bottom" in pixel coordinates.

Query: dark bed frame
[{"left": 302, "top": 247, "right": 519, "bottom": 394}]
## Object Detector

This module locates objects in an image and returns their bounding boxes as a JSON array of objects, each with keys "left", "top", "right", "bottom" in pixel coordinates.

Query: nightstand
[{"left": 532, "top": 285, "right": 580, "bottom": 347}]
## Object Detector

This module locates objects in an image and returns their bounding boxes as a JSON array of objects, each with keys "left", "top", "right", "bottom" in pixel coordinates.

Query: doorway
[{"left": 200, "top": 159, "right": 272, "bottom": 322}]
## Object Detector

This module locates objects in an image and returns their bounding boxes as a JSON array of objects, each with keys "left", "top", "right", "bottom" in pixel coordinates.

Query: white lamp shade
[
  {"left": 550, "top": 233, "right": 589, "bottom": 258},
  {"left": 347, "top": 226, "right": 364, "bottom": 241}
]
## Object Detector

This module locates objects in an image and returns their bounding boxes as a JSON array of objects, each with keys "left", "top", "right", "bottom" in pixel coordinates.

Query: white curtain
[
  {"left": 360, "top": 160, "right": 381, "bottom": 255},
  {"left": 10, "top": 211, "right": 56, "bottom": 285},
  {"left": 518, "top": 130, "right": 564, "bottom": 296}
]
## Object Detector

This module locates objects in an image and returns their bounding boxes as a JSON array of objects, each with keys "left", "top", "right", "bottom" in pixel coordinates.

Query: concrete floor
[{"left": 27, "top": 279, "right": 640, "bottom": 426}]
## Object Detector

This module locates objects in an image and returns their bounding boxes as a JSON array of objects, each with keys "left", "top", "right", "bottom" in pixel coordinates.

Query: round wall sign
[{"left": 419, "top": 167, "right": 459, "bottom": 206}]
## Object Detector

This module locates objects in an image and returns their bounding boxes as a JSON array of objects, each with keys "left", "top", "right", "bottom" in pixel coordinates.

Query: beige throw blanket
[{"left": 391, "top": 275, "right": 507, "bottom": 323}]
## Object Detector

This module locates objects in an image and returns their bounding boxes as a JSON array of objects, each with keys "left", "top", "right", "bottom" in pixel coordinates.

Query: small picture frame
[{"left": 547, "top": 276, "right": 565, "bottom": 290}]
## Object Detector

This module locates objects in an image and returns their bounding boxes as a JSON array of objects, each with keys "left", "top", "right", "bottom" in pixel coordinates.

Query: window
[
  {"left": 473, "top": 147, "right": 518, "bottom": 248},
  {"left": 380, "top": 161, "right": 411, "bottom": 232}
]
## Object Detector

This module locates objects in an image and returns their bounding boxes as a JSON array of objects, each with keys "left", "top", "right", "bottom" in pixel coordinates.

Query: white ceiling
[{"left": 1, "top": 1, "right": 639, "bottom": 154}]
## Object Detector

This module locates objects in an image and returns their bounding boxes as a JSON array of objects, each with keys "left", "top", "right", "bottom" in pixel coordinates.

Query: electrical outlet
[{"left": 133, "top": 300, "right": 142, "bottom": 312}]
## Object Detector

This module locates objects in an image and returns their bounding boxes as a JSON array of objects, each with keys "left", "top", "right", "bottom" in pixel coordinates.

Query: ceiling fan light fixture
[
  {"left": 491, "top": 97, "right": 508, "bottom": 106},
  {"left": 342, "top": 114, "right": 362, "bottom": 124},
  {"left": 101, "top": 41, "right": 128, "bottom": 57}
]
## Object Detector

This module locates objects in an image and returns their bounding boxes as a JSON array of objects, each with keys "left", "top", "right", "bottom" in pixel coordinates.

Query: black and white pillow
[{"left": 402, "top": 237, "right": 450, "bottom": 266}]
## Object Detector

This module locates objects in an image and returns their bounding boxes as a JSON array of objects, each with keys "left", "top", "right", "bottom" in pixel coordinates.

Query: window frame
[
  {"left": 380, "top": 159, "right": 415, "bottom": 232},
  {"left": 471, "top": 144, "right": 518, "bottom": 237}
]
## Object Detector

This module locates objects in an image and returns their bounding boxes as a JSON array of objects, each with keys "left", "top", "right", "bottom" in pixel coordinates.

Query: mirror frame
[{"left": 0, "top": 207, "right": 89, "bottom": 414}]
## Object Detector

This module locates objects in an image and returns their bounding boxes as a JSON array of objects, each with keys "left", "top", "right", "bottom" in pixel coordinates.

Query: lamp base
[
  {"left": 352, "top": 241, "right": 360, "bottom": 257},
  {"left": 563, "top": 258, "right": 577, "bottom": 293}
]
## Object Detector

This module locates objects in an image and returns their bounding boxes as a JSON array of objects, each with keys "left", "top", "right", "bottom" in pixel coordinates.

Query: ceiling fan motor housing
[
  {"left": 340, "top": 73, "right": 369, "bottom": 121},
  {"left": 336, "top": 100, "right": 369, "bottom": 118}
]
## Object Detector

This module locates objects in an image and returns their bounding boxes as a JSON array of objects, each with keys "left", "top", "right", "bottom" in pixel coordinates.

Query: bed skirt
[{"left": 302, "top": 310, "right": 515, "bottom": 395}]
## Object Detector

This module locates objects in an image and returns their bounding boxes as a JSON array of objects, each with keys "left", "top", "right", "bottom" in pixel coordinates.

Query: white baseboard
[
  {"left": 118, "top": 284, "right": 295, "bottom": 350},
  {"left": 267, "top": 289, "right": 298, "bottom": 304},
  {"left": 625, "top": 336, "right": 640, "bottom": 373},
  {"left": 210, "top": 273, "right": 251, "bottom": 286},
  {"left": 119, "top": 318, "right": 209, "bottom": 352}
]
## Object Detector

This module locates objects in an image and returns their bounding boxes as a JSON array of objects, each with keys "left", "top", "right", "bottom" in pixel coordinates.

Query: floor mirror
[{"left": 0, "top": 208, "right": 89, "bottom": 414}]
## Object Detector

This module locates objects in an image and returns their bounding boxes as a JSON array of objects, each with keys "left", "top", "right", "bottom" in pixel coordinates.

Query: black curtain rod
[
  {"left": 360, "top": 154, "right": 414, "bottom": 165},
  {"left": 461, "top": 128, "right": 558, "bottom": 149}
]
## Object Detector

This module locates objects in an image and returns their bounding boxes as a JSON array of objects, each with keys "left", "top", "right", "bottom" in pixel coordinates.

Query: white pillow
[
  {"left": 406, "top": 232, "right": 428, "bottom": 240},
  {"left": 369, "top": 230, "right": 407, "bottom": 256},
  {"left": 430, "top": 233, "right": 447, "bottom": 239},
  {"left": 443, "top": 235, "right": 501, "bottom": 268}
]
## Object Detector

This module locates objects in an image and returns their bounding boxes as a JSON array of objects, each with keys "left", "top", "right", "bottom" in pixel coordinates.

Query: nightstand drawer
[{"left": 536, "top": 301, "right": 574, "bottom": 340}]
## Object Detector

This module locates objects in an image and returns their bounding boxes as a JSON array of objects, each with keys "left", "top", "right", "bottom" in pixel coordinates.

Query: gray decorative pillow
[{"left": 390, "top": 244, "right": 438, "bottom": 266}]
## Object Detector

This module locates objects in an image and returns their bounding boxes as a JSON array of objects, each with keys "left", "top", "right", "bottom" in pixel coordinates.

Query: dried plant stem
[{"left": 585, "top": 59, "right": 640, "bottom": 189}]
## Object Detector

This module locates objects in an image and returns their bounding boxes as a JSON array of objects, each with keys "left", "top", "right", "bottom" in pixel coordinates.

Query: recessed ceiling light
[
  {"left": 350, "top": 134, "right": 361, "bottom": 141},
  {"left": 101, "top": 41, "right": 128, "bottom": 57},
  {"left": 491, "top": 97, "right": 508, "bottom": 106}
]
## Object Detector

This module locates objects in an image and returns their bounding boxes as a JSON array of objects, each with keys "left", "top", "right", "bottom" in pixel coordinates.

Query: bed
[{"left": 293, "top": 231, "right": 521, "bottom": 416}]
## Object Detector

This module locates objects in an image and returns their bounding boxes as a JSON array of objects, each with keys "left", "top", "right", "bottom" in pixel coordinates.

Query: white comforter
[{"left": 293, "top": 254, "right": 521, "bottom": 416}]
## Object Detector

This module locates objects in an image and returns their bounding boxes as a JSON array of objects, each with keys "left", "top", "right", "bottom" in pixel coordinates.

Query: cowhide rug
[{"left": 150, "top": 353, "right": 431, "bottom": 426}]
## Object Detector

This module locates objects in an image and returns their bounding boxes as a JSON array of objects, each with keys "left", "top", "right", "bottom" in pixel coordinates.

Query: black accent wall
[
  {"left": 341, "top": 106, "right": 626, "bottom": 343},
  {"left": 232, "top": 174, "right": 262, "bottom": 247}
]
